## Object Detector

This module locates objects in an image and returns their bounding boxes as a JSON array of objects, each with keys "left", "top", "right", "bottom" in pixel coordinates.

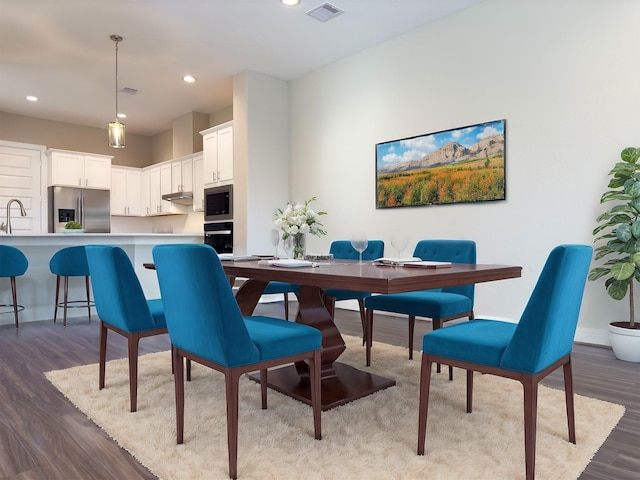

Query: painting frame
[{"left": 375, "top": 119, "right": 506, "bottom": 209}]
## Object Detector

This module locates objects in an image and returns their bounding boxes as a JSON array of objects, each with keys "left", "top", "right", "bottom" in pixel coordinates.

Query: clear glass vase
[{"left": 292, "top": 233, "right": 306, "bottom": 260}]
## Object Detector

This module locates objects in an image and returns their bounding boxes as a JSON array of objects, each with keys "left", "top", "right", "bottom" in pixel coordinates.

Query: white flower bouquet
[{"left": 274, "top": 196, "right": 327, "bottom": 240}]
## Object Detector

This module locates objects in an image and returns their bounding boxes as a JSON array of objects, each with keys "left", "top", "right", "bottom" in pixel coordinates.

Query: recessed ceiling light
[
  {"left": 117, "top": 113, "right": 127, "bottom": 119},
  {"left": 183, "top": 75, "right": 197, "bottom": 83},
  {"left": 26, "top": 95, "right": 38, "bottom": 102},
  {"left": 281, "top": 0, "right": 300, "bottom": 6}
]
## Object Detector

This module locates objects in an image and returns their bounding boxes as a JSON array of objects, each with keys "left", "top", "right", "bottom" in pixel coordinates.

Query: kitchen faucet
[{"left": 1, "top": 199, "right": 27, "bottom": 234}]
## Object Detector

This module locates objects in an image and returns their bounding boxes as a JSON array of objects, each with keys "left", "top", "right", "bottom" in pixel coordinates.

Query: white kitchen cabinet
[
  {"left": 143, "top": 156, "right": 196, "bottom": 217},
  {"left": 148, "top": 165, "right": 162, "bottom": 215},
  {"left": 111, "top": 167, "right": 141, "bottom": 216},
  {"left": 192, "top": 154, "right": 204, "bottom": 211},
  {"left": 171, "top": 157, "right": 193, "bottom": 194},
  {"left": 141, "top": 169, "right": 150, "bottom": 215},
  {"left": 159, "top": 163, "right": 173, "bottom": 214},
  {"left": 47, "top": 149, "right": 112, "bottom": 189},
  {"left": 201, "top": 122, "right": 233, "bottom": 187}
]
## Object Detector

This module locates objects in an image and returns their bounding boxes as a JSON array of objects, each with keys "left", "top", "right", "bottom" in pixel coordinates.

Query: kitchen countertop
[{"left": 0, "top": 233, "right": 202, "bottom": 325}]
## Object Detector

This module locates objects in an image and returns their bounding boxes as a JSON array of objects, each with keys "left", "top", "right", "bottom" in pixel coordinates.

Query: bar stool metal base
[
  {"left": 0, "top": 304, "right": 25, "bottom": 328},
  {"left": 53, "top": 275, "right": 94, "bottom": 327}
]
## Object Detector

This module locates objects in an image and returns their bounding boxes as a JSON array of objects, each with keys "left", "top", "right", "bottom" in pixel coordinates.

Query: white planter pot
[{"left": 608, "top": 323, "right": 640, "bottom": 362}]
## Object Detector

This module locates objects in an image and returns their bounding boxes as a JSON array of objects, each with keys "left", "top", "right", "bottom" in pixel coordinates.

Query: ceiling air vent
[{"left": 306, "top": 2, "right": 344, "bottom": 22}]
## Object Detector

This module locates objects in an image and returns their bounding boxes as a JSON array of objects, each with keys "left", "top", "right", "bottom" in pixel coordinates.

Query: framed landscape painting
[{"left": 375, "top": 119, "right": 506, "bottom": 208}]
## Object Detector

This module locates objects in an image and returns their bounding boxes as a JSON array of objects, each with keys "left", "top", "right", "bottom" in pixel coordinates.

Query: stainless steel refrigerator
[{"left": 48, "top": 186, "right": 111, "bottom": 233}]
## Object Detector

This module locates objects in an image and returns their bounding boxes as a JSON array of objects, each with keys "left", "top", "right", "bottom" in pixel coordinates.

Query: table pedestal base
[{"left": 249, "top": 362, "right": 395, "bottom": 411}]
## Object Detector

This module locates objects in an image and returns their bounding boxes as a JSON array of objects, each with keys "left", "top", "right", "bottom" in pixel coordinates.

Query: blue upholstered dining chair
[
  {"left": 323, "top": 240, "right": 385, "bottom": 340},
  {"left": 0, "top": 245, "right": 28, "bottom": 328},
  {"left": 49, "top": 245, "right": 94, "bottom": 327},
  {"left": 364, "top": 239, "right": 476, "bottom": 368},
  {"left": 262, "top": 281, "right": 299, "bottom": 320},
  {"left": 152, "top": 243, "right": 322, "bottom": 480},
  {"left": 417, "top": 244, "right": 592, "bottom": 480},
  {"left": 85, "top": 245, "right": 168, "bottom": 413}
]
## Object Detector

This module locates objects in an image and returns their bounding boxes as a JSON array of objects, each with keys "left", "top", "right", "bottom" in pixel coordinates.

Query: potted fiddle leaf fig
[{"left": 589, "top": 146, "right": 640, "bottom": 362}]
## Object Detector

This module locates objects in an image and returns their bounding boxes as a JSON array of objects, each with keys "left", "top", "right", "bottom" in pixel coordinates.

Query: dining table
[{"left": 220, "top": 258, "right": 522, "bottom": 411}]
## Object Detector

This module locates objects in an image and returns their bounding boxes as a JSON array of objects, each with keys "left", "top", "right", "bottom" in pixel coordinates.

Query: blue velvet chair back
[
  {"left": 413, "top": 240, "right": 476, "bottom": 300},
  {"left": 85, "top": 245, "right": 158, "bottom": 333},
  {"left": 329, "top": 240, "right": 384, "bottom": 261},
  {"left": 500, "top": 244, "right": 592, "bottom": 373},
  {"left": 49, "top": 246, "right": 90, "bottom": 277},
  {"left": 0, "top": 245, "right": 28, "bottom": 277},
  {"left": 152, "top": 244, "right": 261, "bottom": 368}
]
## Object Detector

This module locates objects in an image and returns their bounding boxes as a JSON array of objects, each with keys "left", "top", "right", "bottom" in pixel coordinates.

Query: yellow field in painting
[{"left": 376, "top": 156, "right": 505, "bottom": 208}]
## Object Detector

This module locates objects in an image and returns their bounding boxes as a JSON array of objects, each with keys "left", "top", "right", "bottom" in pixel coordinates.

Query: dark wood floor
[{"left": 0, "top": 303, "right": 638, "bottom": 480}]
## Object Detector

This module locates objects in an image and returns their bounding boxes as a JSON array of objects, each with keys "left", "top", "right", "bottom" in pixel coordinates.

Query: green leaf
[
  {"left": 616, "top": 224, "right": 633, "bottom": 242},
  {"left": 625, "top": 180, "right": 640, "bottom": 197},
  {"left": 621, "top": 147, "right": 640, "bottom": 163},
  {"left": 611, "top": 262, "right": 635, "bottom": 280},
  {"left": 607, "top": 280, "right": 629, "bottom": 300}
]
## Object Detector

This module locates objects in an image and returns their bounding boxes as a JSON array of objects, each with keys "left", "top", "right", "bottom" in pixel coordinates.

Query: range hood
[{"left": 162, "top": 191, "right": 193, "bottom": 205}]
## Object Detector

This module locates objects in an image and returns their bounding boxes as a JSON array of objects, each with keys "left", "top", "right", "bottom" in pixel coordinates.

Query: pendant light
[{"left": 108, "top": 34, "right": 125, "bottom": 148}]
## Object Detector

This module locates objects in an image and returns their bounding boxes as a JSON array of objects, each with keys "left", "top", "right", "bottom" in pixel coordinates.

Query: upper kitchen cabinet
[
  {"left": 46, "top": 149, "right": 112, "bottom": 189},
  {"left": 192, "top": 154, "right": 204, "bottom": 212},
  {"left": 111, "top": 166, "right": 141, "bottom": 216},
  {"left": 201, "top": 122, "right": 233, "bottom": 187},
  {"left": 171, "top": 156, "right": 193, "bottom": 195}
]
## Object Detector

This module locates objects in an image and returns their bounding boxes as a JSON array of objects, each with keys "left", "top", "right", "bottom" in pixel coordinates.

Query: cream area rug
[{"left": 46, "top": 336, "right": 624, "bottom": 480}]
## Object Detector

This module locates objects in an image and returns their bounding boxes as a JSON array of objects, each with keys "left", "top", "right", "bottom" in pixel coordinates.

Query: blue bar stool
[
  {"left": 49, "top": 245, "right": 94, "bottom": 327},
  {"left": 0, "top": 245, "right": 28, "bottom": 328}
]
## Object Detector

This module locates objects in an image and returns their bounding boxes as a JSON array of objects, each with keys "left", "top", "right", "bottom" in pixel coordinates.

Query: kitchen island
[{"left": 0, "top": 234, "right": 201, "bottom": 325}]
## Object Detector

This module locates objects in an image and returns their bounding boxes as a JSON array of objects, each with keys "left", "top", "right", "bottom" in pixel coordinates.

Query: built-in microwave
[
  {"left": 204, "top": 185, "right": 233, "bottom": 221},
  {"left": 204, "top": 221, "right": 233, "bottom": 254}
]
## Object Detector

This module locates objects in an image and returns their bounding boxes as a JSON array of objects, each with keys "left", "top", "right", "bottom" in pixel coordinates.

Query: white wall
[
  {"left": 233, "top": 71, "right": 291, "bottom": 255},
  {"left": 289, "top": 0, "right": 640, "bottom": 345}
]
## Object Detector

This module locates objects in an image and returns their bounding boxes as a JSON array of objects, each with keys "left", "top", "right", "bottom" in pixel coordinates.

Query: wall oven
[
  {"left": 204, "top": 221, "right": 233, "bottom": 254},
  {"left": 204, "top": 185, "right": 233, "bottom": 221},
  {"left": 204, "top": 185, "right": 233, "bottom": 253}
]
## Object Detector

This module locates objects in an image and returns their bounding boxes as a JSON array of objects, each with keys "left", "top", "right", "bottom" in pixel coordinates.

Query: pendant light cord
[{"left": 110, "top": 34, "right": 123, "bottom": 121}]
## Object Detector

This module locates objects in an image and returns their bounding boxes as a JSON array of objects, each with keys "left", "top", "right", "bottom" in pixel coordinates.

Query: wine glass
[
  {"left": 351, "top": 232, "right": 369, "bottom": 264},
  {"left": 270, "top": 229, "right": 280, "bottom": 259},
  {"left": 391, "top": 232, "right": 409, "bottom": 261}
]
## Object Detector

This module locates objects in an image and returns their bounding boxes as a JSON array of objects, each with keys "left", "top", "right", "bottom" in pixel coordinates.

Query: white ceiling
[{"left": 0, "top": 0, "right": 484, "bottom": 136}]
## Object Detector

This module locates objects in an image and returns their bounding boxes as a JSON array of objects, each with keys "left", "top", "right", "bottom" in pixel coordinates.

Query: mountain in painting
[{"left": 378, "top": 134, "right": 504, "bottom": 174}]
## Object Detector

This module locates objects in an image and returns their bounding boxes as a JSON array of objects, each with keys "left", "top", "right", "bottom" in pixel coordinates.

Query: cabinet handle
[{"left": 78, "top": 178, "right": 82, "bottom": 186}]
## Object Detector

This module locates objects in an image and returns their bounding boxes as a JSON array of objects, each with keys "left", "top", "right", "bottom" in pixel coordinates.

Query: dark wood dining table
[{"left": 221, "top": 259, "right": 522, "bottom": 410}]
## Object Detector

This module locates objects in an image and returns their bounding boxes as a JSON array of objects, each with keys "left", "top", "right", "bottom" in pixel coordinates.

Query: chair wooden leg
[
  {"left": 283, "top": 293, "right": 289, "bottom": 320},
  {"left": 225, "top": 370, "right": 241, "bottom": 480},
  {"left": 62, "top": 276, "right": 69, "bottom": 327},
  {"left": 128, "top": 333, "right": 140, "bottom": 412},
  {"left": 85, "top": 275, "right": 92, "bottom": 320},
  {"left": 357, "top": 299, "right": 366, "bottom": 345},
  {"left": 432, "top": 319, "right": 443, "bottom": 373},
  {"left": 98, "top": 322, "right": 108, "bottom": 390},
  {"left": 408, "top": 315, "right": 415, "bottom": 359},
  {"left": 522, "top": 376, "right": 539, "bottom": 480},
  {"left": 260, "top": 368, "right": 268, "bottom": 409},
  {"left": 563, "top": 358, "right": 576, "bottom": 444},
  {"left": 173, "top": 348, "right": 185, "bottom": 444},
  {"left": 10, "top": 277, "right": 19, "bottom": 328},
  {"left": 365, "top": 308, "right": 373, "bottom": 367},
  {"left": 466, "top": 370, "right": 473, "bottom": 413},
  {"left": 53, "top": 275, "right": 60, "bottom": 323},
  {"left": 417, "top": 353, "right": 433, "bottom": 455},
  {"left": 310, "top": 349, "right": 322, "bottom": 440}
]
